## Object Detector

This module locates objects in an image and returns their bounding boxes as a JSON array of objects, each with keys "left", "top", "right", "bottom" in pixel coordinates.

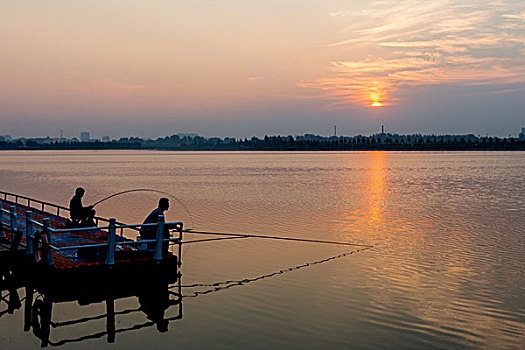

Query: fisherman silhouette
[
  {"left": 69, "top": 187, "right": 96, "bottom": 227},
  {"left": 140, "top": 198, "right": 179, "bottom": 253}
]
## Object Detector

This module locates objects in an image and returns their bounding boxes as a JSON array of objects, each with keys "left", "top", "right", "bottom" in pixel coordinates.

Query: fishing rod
[
  {"left": 91, "top": 188, "right": 194, "bottom": 228},
  {"left": 92, "top": 189, "right": 173, "bottom": 207},
  {"left": 183, "top": 229, "right": 374, "bottom": 248}
]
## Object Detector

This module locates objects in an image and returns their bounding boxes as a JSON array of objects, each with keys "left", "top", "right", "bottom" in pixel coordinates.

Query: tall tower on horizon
[
  {"left": 334, "top": 125, "right": 337, "bottom": 137},
  {"left": 80, "top": 131, "right": 90, "bottom": 142},
  {"left": 382, "top": 125, "right": 384, "bottom": 134}
]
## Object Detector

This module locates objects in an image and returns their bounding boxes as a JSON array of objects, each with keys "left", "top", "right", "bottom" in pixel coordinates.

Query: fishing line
[
  {"left": 183, "top": 229, "right": 373, "bottom": 248},
  {"left": 175, "top": 236, "right": 248, "bottom": 245},
  {"left": 175, "top": 246, "right": 372, "bottom": 298},
  {"left": 176, "top": 229, "right": 373, "bottom": 267}
]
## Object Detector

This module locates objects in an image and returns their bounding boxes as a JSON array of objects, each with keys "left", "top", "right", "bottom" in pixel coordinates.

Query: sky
[{"left": 1, "top": 0, "right": 524, "bottom": 138}]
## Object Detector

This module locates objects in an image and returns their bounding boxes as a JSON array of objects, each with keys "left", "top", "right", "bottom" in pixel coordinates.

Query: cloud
[
  {"left": 247, "top": 76, "right": 263, "bottom": 83},
  {"left": 303, "top": 0, "right": 525, "bottom": 107},
  {"left": 69, "top": 79, "right": 144, "bottom": 96}
]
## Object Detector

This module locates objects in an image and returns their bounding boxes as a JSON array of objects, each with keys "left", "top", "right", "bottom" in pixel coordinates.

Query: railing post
[
  {"left": 10, "top": 206, "right": 17, "bottom": 232},
  {"left": 0, "top": 200, "right": 5, "bottom": 240},
  {"left": 105, "top": 218, "right": 116, "bottom": 267},
  {"left": 9, "top": 205, "right": 18, "bottom": 230},
  {"left": 153, "top": 215, "right": 165, "bottom": 262},
  {"left": 25, "top": 211, "right": 34, "bottom": 255},
  {"left": 43, "top": 218, "right": 54, "bottom": 266},
  {"left": 178, "top": 224, "right": 183, "bottom": 267},
  {"left": 9, "top": 206, "right": 23, "bottom": 252}
]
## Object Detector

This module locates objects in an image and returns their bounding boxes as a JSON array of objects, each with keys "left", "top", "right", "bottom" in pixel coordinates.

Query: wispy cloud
[
  {"left": 70, "top": 79, "right": 144, "bottom": 95},
  {"left": 302, "top": 0, "right": 525, "bottom": 107},
  {"left": 247, "top": 76, "right": 263, "bottom": 84}
]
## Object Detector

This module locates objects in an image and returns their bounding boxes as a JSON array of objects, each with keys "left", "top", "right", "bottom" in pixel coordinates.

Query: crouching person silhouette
[{"left": 69, "top": 187, "right": 96, "bottom": 227}]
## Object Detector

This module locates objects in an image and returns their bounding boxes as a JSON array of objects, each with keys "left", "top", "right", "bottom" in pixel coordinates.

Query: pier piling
[
  {"left": 43, "top": 218, "right": 53, "bottom": 266},
  {"left": 0, "top": 200, "right": 5, "bottom": 240}
]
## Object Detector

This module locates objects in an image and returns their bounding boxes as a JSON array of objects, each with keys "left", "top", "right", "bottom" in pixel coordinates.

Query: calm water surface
[{"left": 0, "top": 150, "right": 524, "bottom": 349}]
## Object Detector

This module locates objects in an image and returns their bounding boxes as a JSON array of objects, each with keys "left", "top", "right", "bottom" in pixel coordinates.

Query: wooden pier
[
  {"left": 0, "top": 191, "right": 183, "bottom": 277},
  {"left": 0, "top": 191, "right": 185, "bottom": 346}
]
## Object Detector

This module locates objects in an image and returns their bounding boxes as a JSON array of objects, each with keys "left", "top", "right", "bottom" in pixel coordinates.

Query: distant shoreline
[
  {"left": 2, "top": 133, "right": 524, "bottom": 152},
  {"left": 1, "top": 145, "right": 524, "bottom": 151}
]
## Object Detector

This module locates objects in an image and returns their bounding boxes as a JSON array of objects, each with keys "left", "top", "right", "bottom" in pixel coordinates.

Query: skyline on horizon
[
  {"left": 4, "top": 124, "right": 524, "bottom": 141},
  {"left": 2, "top": 1, "right": 524, "bottom": 138}
]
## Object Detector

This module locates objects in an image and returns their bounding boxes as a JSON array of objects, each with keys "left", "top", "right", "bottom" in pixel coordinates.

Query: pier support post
[
  {"left": 39, "top": 296, "right": 53, "bottom": 347},
  {"left": 178, "top": 224, "right": 183, "bottom": 268},
  {"left": 24, "top": 286, "right": 34, "bottom": 332},
  {"left": 7, "top": 287, "right": 21, "bottom": 314},
  {"left": 106, "top": 296, "right": 116, "bottom": 343},
  {"left": 0, "top": 200, "right": 5, "bottom": 240},
  {"left": 105, "top": 218, "right": 116, "bottom": 267},
  {"left": 43, "top": 218, "right": 54, "bottom": 266},
  {"left": 25, "top": 211, "right": 34, "bottom": 255},
  {"left": 153, "top": 215, "right": 165, "bottom": 262}
]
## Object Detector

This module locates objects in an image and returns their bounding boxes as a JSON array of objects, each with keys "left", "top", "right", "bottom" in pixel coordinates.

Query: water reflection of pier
[{"left": 0, "top": 263, "right": 182, "bottom": 347}]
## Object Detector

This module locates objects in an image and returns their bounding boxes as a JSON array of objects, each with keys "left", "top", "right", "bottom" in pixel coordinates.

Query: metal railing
[
  {"left": 0, "top": 190, "right": 130, "bottom": 228},
  {"left": 0, "top": 198, "right": 183, "bottom": 267},
  {"left": 0, "top": 202, "right": 21, "bottom": 245}
]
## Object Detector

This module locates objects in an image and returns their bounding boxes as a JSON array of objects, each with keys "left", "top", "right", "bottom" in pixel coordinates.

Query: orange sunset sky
[{"left": 1, "top": 1, "right": 524, "bottom": 138}]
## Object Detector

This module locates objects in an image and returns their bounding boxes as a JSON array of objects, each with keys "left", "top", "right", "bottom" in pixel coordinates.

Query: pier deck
[{"left": 0, "top": 199, "right": 180, "bottom": 272}]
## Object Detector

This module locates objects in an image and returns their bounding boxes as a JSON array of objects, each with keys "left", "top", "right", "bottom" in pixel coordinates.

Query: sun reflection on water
[{"left": 367, "top": 151, "right": 387, "bottom": 225}]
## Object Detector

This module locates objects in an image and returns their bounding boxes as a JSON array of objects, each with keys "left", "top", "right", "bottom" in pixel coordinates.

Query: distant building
[
  {"left": 102, "top": 136, "right": 110, "bottom": 142},
  {"left": 80, "top": 131, "right": 90, "bottom": 142},
  {"left": 519, "top": 127, "right": 525, "bottom": 141},
  {"left": 176, "top": 133, "right": 198, "bottom": 138},
  {"left": 27, "top": 136, "right": 60, "bottom": 145}
]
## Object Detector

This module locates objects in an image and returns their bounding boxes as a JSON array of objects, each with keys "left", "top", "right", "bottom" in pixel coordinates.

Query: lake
[{"left": 0, "top": 150, "right": 524, "bottom": 349}]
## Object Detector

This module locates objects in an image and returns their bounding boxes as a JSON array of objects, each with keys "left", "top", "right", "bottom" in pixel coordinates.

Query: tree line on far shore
[{"left": 1, "top": 133, "right": 524, "bottom": 151}]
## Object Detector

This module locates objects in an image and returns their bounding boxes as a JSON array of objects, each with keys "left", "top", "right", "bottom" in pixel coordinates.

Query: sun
[{"left": 368, "top": 91, "right": 385, "bottom": 107}]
